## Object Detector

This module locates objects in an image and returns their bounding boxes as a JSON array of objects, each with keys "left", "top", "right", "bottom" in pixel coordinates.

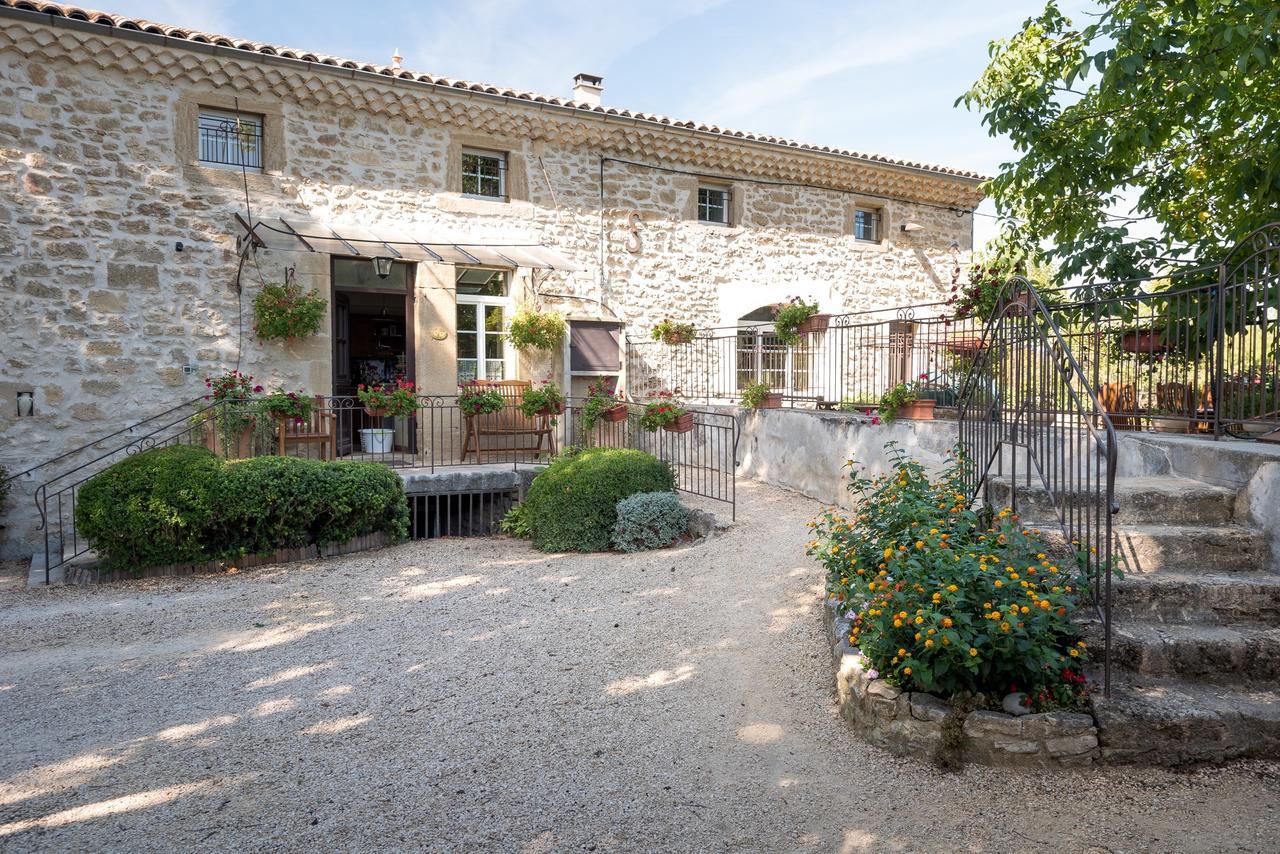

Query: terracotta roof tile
[{"left": 2, "top": 0, "right": 988, "bottom": 182}]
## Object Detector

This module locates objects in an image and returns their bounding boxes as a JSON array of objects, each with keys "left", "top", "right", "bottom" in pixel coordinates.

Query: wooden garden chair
[
  {"left": 277, "top": 395, "right": 337, "bottom": 461},
  {"left": 460, "top": 380, "right": 556, "bottom": 463}
]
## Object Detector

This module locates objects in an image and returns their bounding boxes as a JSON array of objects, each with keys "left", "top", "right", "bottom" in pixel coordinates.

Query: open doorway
[{"left": 331, "top": 257, "right": 415, "bottom": 457}]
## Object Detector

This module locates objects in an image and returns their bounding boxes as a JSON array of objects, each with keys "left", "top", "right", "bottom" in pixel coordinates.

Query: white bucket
[{"left": 359, "top": 428, "right": 394, "bottom": 454}]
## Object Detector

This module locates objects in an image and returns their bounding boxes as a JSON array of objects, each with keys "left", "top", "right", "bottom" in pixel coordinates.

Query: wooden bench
[
  {"left": 460, "top": 380, "right": 556, "bottom": 463},
  {"left": 277, "top": 394, "right": 338, "bottom": 461}
]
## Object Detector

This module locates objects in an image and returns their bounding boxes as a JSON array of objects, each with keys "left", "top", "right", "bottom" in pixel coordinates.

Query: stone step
[
  {"left": 1040, "top": 524, "right": 1268, "bottom": 574},
  {"left": 1092, "top": 672, "right": 1280, "bottom": 765},
  {"left": 989, "top": 476, "right": 1237, "bottom": 526},
  {"left": 1110, "top": 572, "right": 1280, "bottom": 624},
  {"left": 1088, "top": 620, "right": 1280, "bottom": 681}
]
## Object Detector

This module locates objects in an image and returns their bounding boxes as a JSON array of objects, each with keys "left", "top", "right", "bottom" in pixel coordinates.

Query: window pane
[
  {"left": 484, "top": 305, "right": 505, "bottom": 332},
  {"left": 198, "top": 109, "right": 262, "bottom": 169},
  {"left": 456, "top": 303, "right": 477, "bottom": 331},
  {"left": 457, "top": 331, "right": 477, "bottom": 359},
  {"left": 456, "top": 268, "right": 508, "bottom": 296},
  {"left": 457, "top": 359, "right": 478, "bottom": 382},
  {"left": 484, "top": 359, "right": 505, "bottom": 379}
]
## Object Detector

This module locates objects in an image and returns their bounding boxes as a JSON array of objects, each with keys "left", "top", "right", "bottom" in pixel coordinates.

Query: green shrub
[
  {"left": 75, "top": 445, "right": 224, "bottom": 572},
  {"left": 75, "top": 447, "right": 409, "bottom": 574},
  {"left": 523, "top": 448, "right": 675, "bottom": 552},
  {"left": 806, "top": 444, "right": 1090, "bottom": 708},
  {"left": 499, "top": 502, "right": 531, "bottom": 538},
  {"left": 612, "top": 491, "right": 688, "bottom": 552}
]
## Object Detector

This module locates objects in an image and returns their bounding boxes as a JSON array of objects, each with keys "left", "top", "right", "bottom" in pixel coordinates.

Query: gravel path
[{"left": 0, "top": 481, "right": 1276, "bottom": 853}]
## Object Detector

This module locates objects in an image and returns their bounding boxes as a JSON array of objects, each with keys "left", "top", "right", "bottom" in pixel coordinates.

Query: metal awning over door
[{"left": 235, "top": 215, "right": 580, "bottom": 271}]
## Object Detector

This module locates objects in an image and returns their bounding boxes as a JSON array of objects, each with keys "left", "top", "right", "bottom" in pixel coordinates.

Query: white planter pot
[
  {"left": 360, "top": 428, "right": 394, "bottom": 454},
  {"left": 1149, "top": 415, "right": 1190, "bottom": 434}
]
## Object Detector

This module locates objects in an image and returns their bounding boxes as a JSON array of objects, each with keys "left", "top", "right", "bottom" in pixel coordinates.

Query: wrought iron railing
[
  {"left": 626, "top": 303, "right": 986, "bottom": 408},
  {"left": 197, "top": 114, "right": 263, "bottom": 169},
  {"left": 956, "top": 281, "right": 1119, "bottom": 695},
  {"left": 25, "top": 394, "right": 739, "bottom": 581}
]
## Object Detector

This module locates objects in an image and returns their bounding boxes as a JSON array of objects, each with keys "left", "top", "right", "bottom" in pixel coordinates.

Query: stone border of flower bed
[
  {"left": 823, "top": 599, "right": 1100, "bottom": 768},
  {"left": 64, "top": 532, "right": 390, "bottom": 586}
]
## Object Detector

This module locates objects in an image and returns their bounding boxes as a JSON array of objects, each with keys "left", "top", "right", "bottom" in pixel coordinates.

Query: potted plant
[
  {"left": 579, "top": 379, "right": 629, "bottom": 433},
  {"left": 740, "top": 381, "right": 782, "bottom": 410},
  {"left": 1146, "top": 407, "right": 1190, "bottom": 434},
  {"left": 259, "top": 388, "right": 313, "bottom": 425},
  {"left": 651, "top": 318, "right": 697, "bottom": 346},
  {"left": 252, "top": 281, "right": 328, "bottom": 343},
  {"left": 357, "top": 380, "right": 418, "bottom": 418},
  {"left": 641, "top": 392, "right": 693, "bottom": 433},
  {"left": 772, "top": 298, "right": 825, "bottom": 345},
  {"left": 520, "top": 380, "right": 565, "bottom": 423},
  {"left": 506, "top": 308, "right": 566, "bottom": 351},
  {"left": 1117, "top": 326, "right": 1172, "bottom": 355},
  {"left": 878, "top": 374, "right": 935, "bottom": 422},
  {"left": 198, "top": 370, "right": 264, "bottom": 458},
  {"left": 458, "top": 384, "right": 506, "bottom": 416}
]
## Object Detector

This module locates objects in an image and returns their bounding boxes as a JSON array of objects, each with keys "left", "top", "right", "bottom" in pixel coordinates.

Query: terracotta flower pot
[
  {"left": 898, "top": 399, "right": 936, "bottom": 421},
  {"left": 363, "top": 406, "right": 390, "bottom": 418},
  {"left": 537, "top": 402, "right": 565, "bottom": 417},
  {"left": 945, "top": 338, "right": 985, "bottom": 355},
  {"left": 1118, "top": 330, "right": 1170, "bottom": 355},
  {"left": 202, "top": 421, "right": 254, "bottom": 459},
  {"left": 1005, "top": 289, "right": 1036, "bottom": 316},
  {"left": 601, "top": 404, "right": 629, "bottom": 423},
  {"left": 796, "top": 313, "right": 831, "bottom": 335},
  {"left": 662, "top": 412, "right": 695, "bottom": 433},
  {"left": 752, "top": 392, "right": 783, "bottom": 409}
]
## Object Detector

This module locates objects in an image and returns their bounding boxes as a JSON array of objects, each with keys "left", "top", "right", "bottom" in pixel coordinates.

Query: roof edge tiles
[{"left": 0, "top": 0, "right": 990, "bottom": 185}]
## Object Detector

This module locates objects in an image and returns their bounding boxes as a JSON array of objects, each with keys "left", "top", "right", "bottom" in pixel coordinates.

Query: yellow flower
[
  {"left": 1069, "top": 648, "right": 1080, "bottom": 658},
  {"left": 1020, "top": 606, "right": 1030, "bottom": 614},
  {"left": 903, "top": 667, "right": 912, "bottom": 675},
  {"left": 994, "top": 580, "right": 1003, "bottom": 588},
  {"left": 942, "top": 617, "right": 953, "bottom": 628},
  {"left": 898, "top": 648, "right": 907, "bottom": 656},
  {"left": 1000, "top": 621, "right": 1011, "bottom": 632},
  {"left": 947, "top": 584, "right": 958, "bottom": 593},
  {"left": 915, "top": 616, "right": 924, "bottom": 625},
  {"left": 1077, "top": 641, "right": 1087, "bottom": 648},
  {"left": 915, "top": 540, "right": 924, "bottom": 549},
  {"left": 893, "top": 619, "right": 903, "bottom": 628},
  {"left": 969, "top": 647, "right": 979, "bottom": 657},
  {"left": 924, "top": 639, "right": 934, "bottom": 649}
]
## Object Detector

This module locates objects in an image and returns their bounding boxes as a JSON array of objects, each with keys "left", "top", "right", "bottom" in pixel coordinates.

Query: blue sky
[{"left": 102, "top": 0, "right": 1081, "bottom": 247}]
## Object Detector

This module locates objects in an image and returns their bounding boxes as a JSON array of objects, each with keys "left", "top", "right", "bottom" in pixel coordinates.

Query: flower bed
[{"left": 807, "top": 443, "right": 1100, "bottom": 766}]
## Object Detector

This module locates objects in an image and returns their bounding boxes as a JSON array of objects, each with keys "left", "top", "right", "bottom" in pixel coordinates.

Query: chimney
[{"left": 572, "top": 73, "right": 603, "bottom": 106}]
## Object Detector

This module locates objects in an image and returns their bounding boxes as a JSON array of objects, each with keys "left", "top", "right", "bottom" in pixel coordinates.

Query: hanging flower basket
[
  {"left": 601, "top": 403, "right": 629, "bottom": 422},
  {"left": 662, "top": 411, "right": 695, "bottom": 433},
  {"left": 796, "top": 313, "right": 832, "bottom": 335},
  {"left": 945, "top": 338, "right": 986, "bottom": 355}
]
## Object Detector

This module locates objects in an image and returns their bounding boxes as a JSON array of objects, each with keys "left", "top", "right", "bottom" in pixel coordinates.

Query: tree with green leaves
[{"left": 961, "top": 1, "right": 1280, "bottom": 287}]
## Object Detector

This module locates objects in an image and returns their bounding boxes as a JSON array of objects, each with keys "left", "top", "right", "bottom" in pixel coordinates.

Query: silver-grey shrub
[{"left": 612, "top": 491, "right": 689, "bottom": 552}]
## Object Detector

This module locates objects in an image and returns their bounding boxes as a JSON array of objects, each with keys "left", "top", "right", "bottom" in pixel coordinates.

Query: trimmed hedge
[
  {"left": 75, "top": 446, "right": 408, "bottom": 573},
  {"left": 75, "top": 445, "right": 224, "bottom": 572},
  {"left": 523, "top": 447, "right": 675, "bottom": 552},
  {"left": 612, "top": 491, "right": 689, "bottom": 553}
]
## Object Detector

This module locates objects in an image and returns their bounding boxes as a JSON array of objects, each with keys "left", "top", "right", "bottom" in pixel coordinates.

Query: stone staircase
[{"left": 992, "top": 474, "right": 1280, "bottom": 765}]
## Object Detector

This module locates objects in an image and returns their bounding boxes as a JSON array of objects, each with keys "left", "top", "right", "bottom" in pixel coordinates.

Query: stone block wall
[{"left": 0, "top": 18, "right": 978, "bottom": 559}]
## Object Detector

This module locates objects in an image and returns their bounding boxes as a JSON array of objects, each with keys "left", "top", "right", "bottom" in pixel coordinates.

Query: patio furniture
[
  {"left": 460, "top": 380, "right": 556, "bottom": 463},
  {"left": 277, "top": 395, "right": 337, "bottom": 460}
]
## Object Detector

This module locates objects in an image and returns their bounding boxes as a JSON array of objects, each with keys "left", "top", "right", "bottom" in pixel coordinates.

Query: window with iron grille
[
  {"left": 461, "top": 149, "right": 507, "bottom": 199},
  {"left": 698, "top": 186, "right": 731, "bottom": 225},
  {"left": 854, "top": 207, "right": 881, "bottom": 243},
  {"left": 197, "top": 108, "right": 263, "bottom": 170}
]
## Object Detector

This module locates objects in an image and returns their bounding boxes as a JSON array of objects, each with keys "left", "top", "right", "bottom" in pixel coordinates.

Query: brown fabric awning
[{"left": 235, "top": 215, "right": 580, "bottom": 271}]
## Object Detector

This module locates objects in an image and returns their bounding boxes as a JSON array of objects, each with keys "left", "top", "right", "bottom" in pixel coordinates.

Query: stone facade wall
[{"left": 0, "top": 18, "right": 979, "bottom": 559}]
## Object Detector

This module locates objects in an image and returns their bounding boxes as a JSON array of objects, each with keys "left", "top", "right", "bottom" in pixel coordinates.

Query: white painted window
[
  {"left": 734, "top": 306, "right": 813, "bottom": 395},
  {"left": 455, "top": 268, "right": 511, "bottom": 381},
  {"left": 461, "top": 148, "right": 507, "bottom": 199},
  {"left": 854, "top": 207, "right": 881, "bottom": 243},
  {"left": 197, "top": 108, "right": 263, "bottom": 171},
  {"left": 698, "top": 186, "right": 731, "bottom": 225}
]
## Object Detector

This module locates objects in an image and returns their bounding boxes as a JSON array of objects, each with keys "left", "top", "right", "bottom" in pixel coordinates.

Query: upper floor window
[
  {"left": 197, "top": 108, "right": 263, "bottom": 171},
  {"left": 698, "top": 186, "right": 731, "bottom": 225},
  {"left": 461, "top": 148, "right": 507, "bottom": 199},
  {"left": 854, "top": 207, "right": 881, "bottom": 243}
]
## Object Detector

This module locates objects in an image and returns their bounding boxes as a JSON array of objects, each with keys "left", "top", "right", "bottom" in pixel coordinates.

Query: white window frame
[
  {"left": 196, "top": 107, "right": 263, "bottom": 172},
  {"left": 455, "top": 267, "right": 513, "bottom": 381},
  {"left": 461, "top": 148, "right": 507, "bottom": 200},
  {"left": 853, "top": 206, "right": 882, "bottom": 243},
  {"left": 697, "top": 185, "right": 732, "bottom": 226}
]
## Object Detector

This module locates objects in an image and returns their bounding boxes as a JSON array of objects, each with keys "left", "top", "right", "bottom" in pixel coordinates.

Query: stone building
[{"left": 0, "top": 0, "right": 983, "bottom": 558}]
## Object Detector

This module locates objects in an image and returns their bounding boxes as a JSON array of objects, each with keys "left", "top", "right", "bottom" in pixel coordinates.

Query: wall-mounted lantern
[
  {"left": 372, "top": 256, "right": 394, "bottom": 279},
  {"left": 16, "top": 391, "right": 34, "bottom": 417}
]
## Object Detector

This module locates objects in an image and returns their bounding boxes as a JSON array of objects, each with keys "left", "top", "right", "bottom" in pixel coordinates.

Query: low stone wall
[
  {"left": 734, "top": 408, "right": 960, "bottom": 509},
  {"left": 824, "top": 600, "right": 1100, "bottom": 768}
]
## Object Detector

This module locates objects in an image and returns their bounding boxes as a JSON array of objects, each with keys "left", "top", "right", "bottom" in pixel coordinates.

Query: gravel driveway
[{"left": 0, "top": 481, "right": 1276, "bottom": 853}]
